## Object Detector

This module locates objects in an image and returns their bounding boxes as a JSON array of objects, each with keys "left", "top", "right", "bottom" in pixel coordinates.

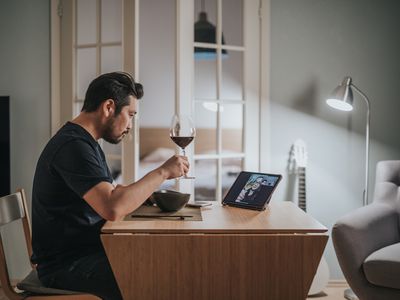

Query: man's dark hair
[{"left": 82, "top": 72, "right": 143, "bottom": 115}]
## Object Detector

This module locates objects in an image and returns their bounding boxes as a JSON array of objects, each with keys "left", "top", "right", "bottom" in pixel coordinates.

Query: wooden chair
[{"left": 0, "top": 189, "right": 100, "bottom": 300}]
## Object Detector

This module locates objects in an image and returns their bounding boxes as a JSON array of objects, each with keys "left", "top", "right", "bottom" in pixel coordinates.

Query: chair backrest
[
  {"left": 0, "top": 192, "right": 24, "bottom": 225},
  {"left": 0, "top": 190, "right": 100, "bottom": 300},
  {"left": 373, "top": 160, "right": 400, "bottom": 208},
  {"left": 0, "top": 189, "right": 33, "bottom": 300}
]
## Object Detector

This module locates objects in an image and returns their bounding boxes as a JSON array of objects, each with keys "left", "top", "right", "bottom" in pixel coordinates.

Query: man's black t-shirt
[{"left": 31, "top": 122, "right": 113, "bottom": 277}]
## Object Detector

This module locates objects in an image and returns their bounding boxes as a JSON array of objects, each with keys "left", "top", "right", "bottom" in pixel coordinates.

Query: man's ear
[{"left": 102, "top": 99, "right": 115, "bottom": 117}]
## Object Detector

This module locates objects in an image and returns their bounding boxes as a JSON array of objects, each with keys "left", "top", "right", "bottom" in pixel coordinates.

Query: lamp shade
[
  {"left": 194, "top": 12, "right": 228, "bottom": 60},
  {"left": 326, "top": 77, "right": 354, "bottom": 111}
]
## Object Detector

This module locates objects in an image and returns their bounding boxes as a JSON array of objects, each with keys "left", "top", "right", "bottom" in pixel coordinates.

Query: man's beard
[{"left": 102, "top": 118, "right": 128, "bottom": 144}]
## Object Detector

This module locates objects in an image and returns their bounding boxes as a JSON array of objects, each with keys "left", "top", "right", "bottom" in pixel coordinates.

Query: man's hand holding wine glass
[{"left": 158, "top": 155, "right": 190, "bottom": 179}]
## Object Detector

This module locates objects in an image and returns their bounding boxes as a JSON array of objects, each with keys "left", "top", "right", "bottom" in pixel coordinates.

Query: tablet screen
[{"left": 222, "top": 172, "right": 282, "bottom": 210}]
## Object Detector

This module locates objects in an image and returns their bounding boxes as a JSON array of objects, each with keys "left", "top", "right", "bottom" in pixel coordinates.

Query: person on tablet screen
[
  {"left": 236, "top": 175, "right": 267, "bottom": 203},
  {"left": 30, "top": 72, "right": 189, "bottom": 300},
  {"left": 235, "top": 180, "right": 252, "bottom": 202},
  {"left": 244, "top": 176, "right": 269, "bottom": 203}
]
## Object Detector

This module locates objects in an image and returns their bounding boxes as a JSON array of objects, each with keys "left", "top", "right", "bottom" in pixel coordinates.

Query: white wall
[
  {"left": 267, "top": 0, "right": 400, "bottom": 279},
  {"left": 0, "top": 0, "right": 51, "bottom": 279}
]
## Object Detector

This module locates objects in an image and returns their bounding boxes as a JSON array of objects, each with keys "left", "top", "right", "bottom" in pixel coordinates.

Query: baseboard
[
  {"left": 3, "top": 279, "right": 349, "bottom": 286},
  {"left": 0, "top": 278, "right": 21, "bottom": 288},
  {"left": 3, "top": 279, "right": 349, "bottom": 287},
  {"left": 328, "top": 279, "right": 349, "bottom": 287}
]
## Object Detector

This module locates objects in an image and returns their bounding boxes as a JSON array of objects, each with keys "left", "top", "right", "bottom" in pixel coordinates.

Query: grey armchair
[{"left": 332, "top": 160, "right": 400, "bottom": 300}]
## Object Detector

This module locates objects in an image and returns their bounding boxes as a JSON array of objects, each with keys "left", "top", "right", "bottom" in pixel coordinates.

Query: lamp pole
[
  {"left": 350, "top": 83, "right": 370, "bottom": 206},
  {"left": 328, "top": 77, "right": 371, "bottom": 300}
]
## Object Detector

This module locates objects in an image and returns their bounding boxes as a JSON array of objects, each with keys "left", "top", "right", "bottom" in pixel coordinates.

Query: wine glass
[{"left": 170, "top": 114, "right": 196, "bottom": 179}]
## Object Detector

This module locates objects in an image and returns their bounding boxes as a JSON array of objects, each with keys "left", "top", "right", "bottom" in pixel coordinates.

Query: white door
[{"left": 53, "top": 0, "right": 262, "bottom": 200}]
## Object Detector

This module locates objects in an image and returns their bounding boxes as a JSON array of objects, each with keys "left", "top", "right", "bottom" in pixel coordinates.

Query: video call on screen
[{"left": 231, "top": 173, "right": 279, "bottom": 206}]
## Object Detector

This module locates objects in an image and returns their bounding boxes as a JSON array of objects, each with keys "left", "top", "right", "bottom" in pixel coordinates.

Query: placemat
[{"left": 127, "top": 205, "right": 202, "bottom": 221}]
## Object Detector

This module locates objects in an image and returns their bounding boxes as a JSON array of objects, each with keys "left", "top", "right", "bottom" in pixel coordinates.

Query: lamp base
[{"left": 344, "top": 288, "right": 359, "bottom": 300}]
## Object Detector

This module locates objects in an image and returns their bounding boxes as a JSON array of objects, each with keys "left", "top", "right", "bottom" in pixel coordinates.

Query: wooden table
[{"left": 101, "top": 201, "right": 328, "bottom": 300}]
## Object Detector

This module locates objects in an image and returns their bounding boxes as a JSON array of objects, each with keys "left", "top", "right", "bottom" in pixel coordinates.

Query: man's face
[{"left": 103, "top": 96, "right": 137, "bottom": 144}]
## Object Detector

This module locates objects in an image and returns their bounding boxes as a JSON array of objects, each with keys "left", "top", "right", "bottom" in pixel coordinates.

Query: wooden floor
[
  {"left": 307, "top": 282, "right": 350, "bottom": 300},
  {"left": 0, "top": 282, "right": 350, "bottom": 300}
]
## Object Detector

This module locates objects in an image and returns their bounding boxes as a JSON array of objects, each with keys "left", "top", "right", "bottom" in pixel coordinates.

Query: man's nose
[{"left": 127, "top": 119, "right": 133, "bottom": 130}]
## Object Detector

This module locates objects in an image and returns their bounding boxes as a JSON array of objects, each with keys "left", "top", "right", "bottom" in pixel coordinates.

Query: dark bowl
[{"left": 151, "top": 189, "right": 190, "bottom": 212}]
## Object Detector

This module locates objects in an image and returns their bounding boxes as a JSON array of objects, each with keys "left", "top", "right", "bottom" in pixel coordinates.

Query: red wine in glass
[
  {"left": 170, "top": 136, "right": 194, "bottom": 149},
  {"left": 170, "top": 114, "right": 196, "bottom": 179}
]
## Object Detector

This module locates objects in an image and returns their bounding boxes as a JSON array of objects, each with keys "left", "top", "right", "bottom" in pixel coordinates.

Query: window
[
  {"left": 75, "top": 0, "right": 124, "bottom": 182},
  {"left": 56, "top": 0, "right": 137, "bottom": 184},
  {"left": 193, "top": 0, "right": 259, "bottom": 201}
]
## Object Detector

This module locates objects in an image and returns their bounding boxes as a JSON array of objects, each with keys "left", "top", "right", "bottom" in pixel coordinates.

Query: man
[{"left": 31, "top": 72, "right": 189, "bottom": 300}]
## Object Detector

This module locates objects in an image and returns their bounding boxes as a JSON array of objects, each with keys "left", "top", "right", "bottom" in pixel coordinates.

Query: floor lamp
[{"left": 326, "top": 76, "right": 371, "bottom": 300}]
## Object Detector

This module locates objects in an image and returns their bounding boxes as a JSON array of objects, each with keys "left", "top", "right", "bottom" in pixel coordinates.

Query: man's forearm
[
  {"left": 83, "top": 167, "right": 168, "bottom": 221},
  {"left": 109, "top": 167, "right": 168, "bottom": 219}
]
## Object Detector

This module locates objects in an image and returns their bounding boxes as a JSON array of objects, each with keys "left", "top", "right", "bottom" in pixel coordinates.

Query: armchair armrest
[
  {"left": 332, "top": 203, "right": 399, "bottom": 296},
  {"left": 333, "top": 203, "right": 399, "bottom": 268}
]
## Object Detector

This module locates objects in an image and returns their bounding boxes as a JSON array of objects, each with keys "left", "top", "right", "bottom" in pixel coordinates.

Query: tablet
[{"left": 222, "top": 171, "right": 282, "bottom": 211}]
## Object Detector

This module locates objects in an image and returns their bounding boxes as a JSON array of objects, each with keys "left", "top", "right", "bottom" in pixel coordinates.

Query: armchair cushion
[{"left": 363, "top": 242, "right": 400, "bottom": 289}]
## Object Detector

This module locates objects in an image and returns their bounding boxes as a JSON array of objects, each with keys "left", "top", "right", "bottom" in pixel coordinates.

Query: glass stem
[{"left": 182, "top": 148, "right": 186, "bottom": 156}]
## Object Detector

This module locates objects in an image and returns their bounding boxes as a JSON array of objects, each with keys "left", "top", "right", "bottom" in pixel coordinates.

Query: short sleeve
[{"left": 52, "top": 139, "right": 112, "bottom": 197}]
